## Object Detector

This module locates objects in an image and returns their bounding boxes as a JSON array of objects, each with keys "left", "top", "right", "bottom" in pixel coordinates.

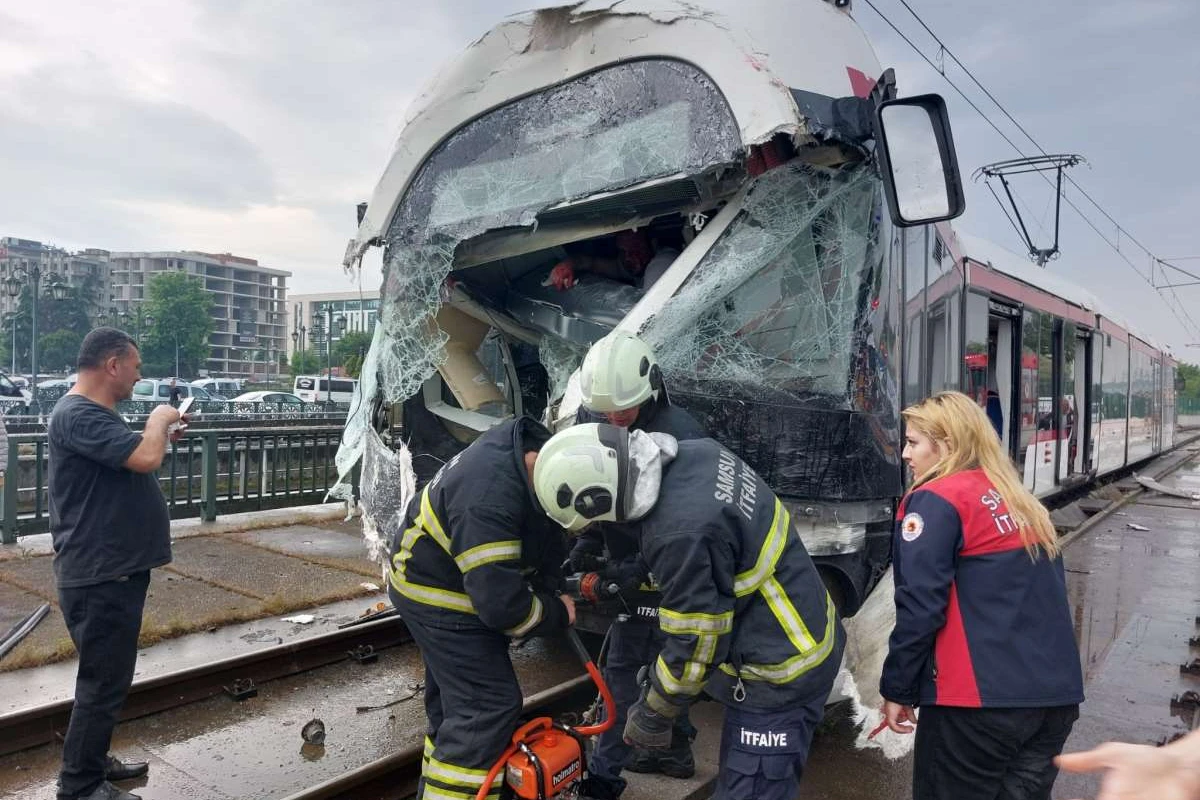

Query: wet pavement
[
  {"left": 3, "top": 448, "right": 1198, "bottom": 799},
  {"left": 623, "top": 445, "right": 1200, "bottom": 800},
  {"left": 0, "top": 636, "right": 583, "bottom": 799},
  {"left": 0, "top": 506, "right": 379, "bottom": 673}
]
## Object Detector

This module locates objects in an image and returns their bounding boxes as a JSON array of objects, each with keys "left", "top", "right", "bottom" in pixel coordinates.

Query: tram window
[
  {"left": 1018, "top": 310, "right": 1041, "bottom": 490},
  {"left": 1103, "top": 337, "right": 1129, "bottom": 422},
  {"left": 903, "top": 226, "right": 927, "bottom": 405},
  {"left": 392, "top": 60, "right": 741, "bottom": 241},
  {"left": 648, "top": 163, "right": 880, "bottom": 397},
  {"left": 963, "top": 293, "right": 989, "bottom": 399},
  {"left": 1090, "top": 335, "right": 1105, "bottom": 472}
]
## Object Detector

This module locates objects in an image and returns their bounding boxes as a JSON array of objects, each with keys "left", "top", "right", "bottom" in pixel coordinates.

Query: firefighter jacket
[
  {"left": 636, "top": 439, "right": 843, "bottom": 713},
  {"left": 386, "top": 416, "right": 570, "bottom": 638},
  {"left": 880, "top": 468, "right": 1084, "bottom": 708},
  {"left": 575, "top": 396, "right": 708, "bottom": 563}
]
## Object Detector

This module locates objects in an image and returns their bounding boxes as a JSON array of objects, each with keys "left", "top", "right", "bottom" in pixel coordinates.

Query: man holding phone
[{"left": 48, "top": 328, "right": 189, "bottom": 800}]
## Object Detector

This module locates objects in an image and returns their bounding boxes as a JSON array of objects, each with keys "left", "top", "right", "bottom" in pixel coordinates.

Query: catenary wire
[{"left": 859, "top": 0, "right": 1200, "bottom": 340}]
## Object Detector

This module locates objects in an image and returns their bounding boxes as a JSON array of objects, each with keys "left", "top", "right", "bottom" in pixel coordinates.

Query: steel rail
[
  {"left": 280, "top": 673, "right": 594, "bottom": 800},
  {"left": 1060, "top": 439, "right": 1200, "bottom": 552},
  {"left": 0, "top": 615, "right": 411, "bottom": 757}
]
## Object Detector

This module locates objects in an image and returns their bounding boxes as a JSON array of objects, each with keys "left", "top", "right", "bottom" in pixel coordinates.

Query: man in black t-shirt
[{"left": 48, "top": 328, "right": 188, "bottom": 800}]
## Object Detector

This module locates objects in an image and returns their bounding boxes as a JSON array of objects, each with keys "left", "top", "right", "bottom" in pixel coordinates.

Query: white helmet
[
  {"left": 534, "top": 423, "right": 631, "bottom": 532},
  {"left": 579, "top": 330, "right": 661, "bottom": 413}
]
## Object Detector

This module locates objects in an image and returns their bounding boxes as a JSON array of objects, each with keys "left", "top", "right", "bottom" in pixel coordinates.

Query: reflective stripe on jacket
[
  {"left": 387, "top": 417, "right": 568, "bottom": 638},
  {"left": 639, "top": 439, "right": 844, "bottom": 712}
]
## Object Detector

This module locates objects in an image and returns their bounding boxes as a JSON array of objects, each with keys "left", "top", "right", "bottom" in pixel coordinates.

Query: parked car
[
  {"left": 131, "top": 378, "right": 199, "bottom": 403},
  {"left": 232, "top": 391, "right": 305, "bottom": 406},
  {"left": 293, "top": 375, "right": 358, "bottom": 404},
  {"left": 36, "top": 373, "right": 77, "bottom": 389},
  {"left": 191, "top": 377, "right": 241, "bottom": 400}
]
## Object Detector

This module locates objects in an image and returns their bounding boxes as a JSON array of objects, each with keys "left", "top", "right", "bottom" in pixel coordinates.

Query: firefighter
[
  {"left": 568, "top": 330, "right": 707, "bottom": 800},
  {"left": 387, "top": 416, "right": 575, "bottom": 800},
  {"left": 535, "top": 423, "right": 845, "bottom": 800}
]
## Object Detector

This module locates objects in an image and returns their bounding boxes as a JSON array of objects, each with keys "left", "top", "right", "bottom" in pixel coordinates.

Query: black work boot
[
  {"left": 625, "top": 740, "right": 695, "bottom": 779},
  {"left": 624, "top": 746, "right": 659, "bottom": 774},
  {"left": 653, "top": 740, "right": 695, "bottom": 779}
]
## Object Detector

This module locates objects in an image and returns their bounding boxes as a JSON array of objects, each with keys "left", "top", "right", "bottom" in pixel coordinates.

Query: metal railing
[{"left": 1, "top": 421, "right": 356, "bottom": 543}]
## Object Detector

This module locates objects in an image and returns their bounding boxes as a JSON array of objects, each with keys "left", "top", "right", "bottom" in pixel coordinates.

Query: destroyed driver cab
[{"left": 335, "top": 0, "right": 964, "bottom": 619}]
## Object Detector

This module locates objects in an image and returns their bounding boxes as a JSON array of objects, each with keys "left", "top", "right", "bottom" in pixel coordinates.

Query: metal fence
[
  {"left": 1, "top": 421, "right": 355, "bottom": 543},
  {"left": 0, "top": 392, "right": 354, "bottom": 423}
]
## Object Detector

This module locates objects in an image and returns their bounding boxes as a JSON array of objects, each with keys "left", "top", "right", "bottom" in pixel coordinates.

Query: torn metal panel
[{"left": 346, "top": 0, "right": 882, "bottom": 267}]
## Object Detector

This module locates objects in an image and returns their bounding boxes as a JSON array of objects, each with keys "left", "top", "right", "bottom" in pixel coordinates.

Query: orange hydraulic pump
[{"left": 475, "top": 627, "right": 615, "bottom": 800}]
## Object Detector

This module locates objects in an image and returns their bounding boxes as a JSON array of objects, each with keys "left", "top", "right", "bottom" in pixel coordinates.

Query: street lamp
[
  {"left": 3, "top": 313, "right": 16, "bottom": 375},
  {"left": 119, "top": 310, "right": 155, "bottom": 347},
  {"left": 314, "top": 307, "right": 346, "bottom": 404},
  {"left": 5, "top": 265, "right": 68, "bottom": 414}
]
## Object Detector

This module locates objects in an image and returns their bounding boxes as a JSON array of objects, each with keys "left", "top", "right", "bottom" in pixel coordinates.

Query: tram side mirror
[{"left": 874, "top": 94, "right": 966, "bottom": 227}]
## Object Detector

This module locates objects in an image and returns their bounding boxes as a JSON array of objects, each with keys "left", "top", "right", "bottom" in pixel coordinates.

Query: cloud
[{"left": 2, "top": 0, "right": 1199, "bottom": 352}]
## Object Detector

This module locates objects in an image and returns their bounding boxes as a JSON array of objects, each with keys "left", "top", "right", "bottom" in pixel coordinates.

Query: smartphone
[{"left": 176, "top": 396, "right": 195, "bottom": 417}]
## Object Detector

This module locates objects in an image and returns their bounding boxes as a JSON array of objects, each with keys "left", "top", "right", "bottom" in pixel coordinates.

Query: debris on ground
[
  {"left": 359, "top": 582, "right": 380, "bottom": 591},
  {"left": 1126, "top": 523, "right": 1150, "bottom": 532},
  {"left": 0, "top": 603, "right": 51, "bottom": 663},
  {"left": 301, "top": 718, "right": 326, "bottom": 745},
  {"left": 1134, "top": 474, "right": 1200, "bottom": 501},
  {"left": 281, "top": 614, "right": 316, "bottom": 624},
  {"left": 356, "top": 683, "right": 424, "bottom": 713}
]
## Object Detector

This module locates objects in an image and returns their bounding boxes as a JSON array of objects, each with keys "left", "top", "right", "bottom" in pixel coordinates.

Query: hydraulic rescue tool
[{"left": 475, "top": 627, "right": 615, "bottom": 800}]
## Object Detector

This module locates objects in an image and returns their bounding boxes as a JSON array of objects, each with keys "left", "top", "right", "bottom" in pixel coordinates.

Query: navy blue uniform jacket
[{"left": 880, "top": 468, "right": 1084, "bottom": 708}]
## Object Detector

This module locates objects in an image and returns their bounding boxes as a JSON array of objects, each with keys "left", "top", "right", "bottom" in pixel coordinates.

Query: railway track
[
  {"left": 279, "top": 675, "right": 596, "bottom": 800},
  {"left": 2, "top": 437, "right": 1195, "bottom": 798},
  {"left": 0, "top": 614, "right": 412, "bottom": 757}
]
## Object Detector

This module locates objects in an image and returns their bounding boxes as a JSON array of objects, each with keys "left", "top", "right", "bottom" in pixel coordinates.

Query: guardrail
[{"left": 1, "top": 419, "right": 356, "bottom": 543}]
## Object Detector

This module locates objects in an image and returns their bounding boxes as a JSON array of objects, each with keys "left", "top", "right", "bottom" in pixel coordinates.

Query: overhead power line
[{"left": 858, "top": 0, "right": 1200, "bottom": 341}]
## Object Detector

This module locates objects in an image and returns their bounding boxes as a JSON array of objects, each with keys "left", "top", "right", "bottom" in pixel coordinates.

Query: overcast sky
[{"left": 2, "top": 1, "right": 1197, "bottom": 354}]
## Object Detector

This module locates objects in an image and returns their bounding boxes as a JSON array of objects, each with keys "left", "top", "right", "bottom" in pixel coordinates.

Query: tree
[
  {"left": 332, "top": 331, "right": 371, "bottom": 377},
  {"left": 40, "top": 330, "right": 84, "bottom": 373},
  {"left": 1178, "top": 362, "right": 1200, "bottom": 402},
  {"left": 141, "top": 273, "right": 214, "bottom": 377},
  {"left": 290, "top": 349, "right": 320, "bottom": 377},
  {"left": 10, "top": 283, "right": 92, "bottom": 375}
]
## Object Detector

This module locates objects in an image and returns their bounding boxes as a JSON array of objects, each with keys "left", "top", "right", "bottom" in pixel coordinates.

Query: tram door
[
  {"left": 963, "top": 294, "right": 1019, "bottom": 458},
  {"left": 1069, "top": 331, "right": 1094, "bottom": 477},
  {"left": 988, "top": 304, "right": 1020, "bottom": 457}
]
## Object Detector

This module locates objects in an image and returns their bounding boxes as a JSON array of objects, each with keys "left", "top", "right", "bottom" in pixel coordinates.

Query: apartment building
[
  {"left": 0, "top": 237, "right": 112, "bottom": 319},
  {"left": 287, "top": 290, "right": 380, "bottom": 361},
  {"left": 108, "top": 250, "right": 290, "bottom": 379}
]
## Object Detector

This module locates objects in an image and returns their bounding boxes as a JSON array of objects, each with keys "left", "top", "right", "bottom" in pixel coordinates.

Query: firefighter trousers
[
  {"left": 587, "top": 619, "right": 695, "bottom": 797},
  {"left": 713, "top": 690, "right": 826, "bottom": 800},
  {"left": 405, "top": 615, "right": 523, "bottom": 800}
]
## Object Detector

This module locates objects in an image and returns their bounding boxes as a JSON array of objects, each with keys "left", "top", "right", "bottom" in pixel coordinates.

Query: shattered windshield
[
  {"left": 390, "top": 59, "right": 741, "bottom": 244},
  {"left": 644, "top": 162, "right": 882, "bottom": 398}
]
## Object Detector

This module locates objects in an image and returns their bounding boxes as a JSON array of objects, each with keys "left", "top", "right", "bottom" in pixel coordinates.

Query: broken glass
[
  {"left": 643, "top": 161, "right": 880, "bottom": 398},
  {"left": 392, "top": 59, "right": 741, "bottom": 245},
  {"left": 335, "top": 58, "right": 743, "bottom": 504}
]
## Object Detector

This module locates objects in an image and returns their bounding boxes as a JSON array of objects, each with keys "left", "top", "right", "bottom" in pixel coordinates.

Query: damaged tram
[{"left": 336, "top": 0, "right": 966, "bottom": 617}]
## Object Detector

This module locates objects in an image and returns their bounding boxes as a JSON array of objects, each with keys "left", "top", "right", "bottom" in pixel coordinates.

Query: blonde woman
[{"left": 880, "top": 391, "right": 1083, "bottom": 800}]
